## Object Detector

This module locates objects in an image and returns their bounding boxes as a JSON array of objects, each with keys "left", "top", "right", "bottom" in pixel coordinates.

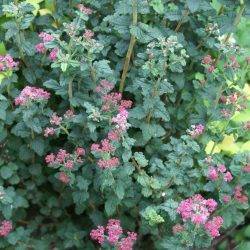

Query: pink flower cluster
[
  {"left": 177, "top": 194, "right": 217, "bottom": 225},
  {"left": 91, "top": 139, "right": 115, "bottom": 153},
  {"left": 14, "top": 86, "right": 50, "bottom": 106},
  {"left": 49, "top": 48, "right": 59, "bottom": 61},
  {"left": 35, "top": 32, "right": 58, "bottom": 61},
  {"left": 224, "top": 56, "right": 240, "bottom": 69},
  {"left": 202, "top": 55, "right": 215, "bottom": 73},
  {"left": 207, "top": 164, "right": 233, "bottom": 182},
  {"left": 77, "top": 4, "right": 93, "bottom": 15},
  {"left": 0, "top": 54, "right": 18, "bottom": 72},
  {"left": 44, "top": 110, "right": 74, "bottom": 137},
  {"left": 97, "top": 157, "right": 120, "bottom": 169},
  {"left": 90, "top": 219, "right": 137, "bottom": 250},
  {"left": 83, "top": 29, "right": 94, "bottom": 40},
  {"left": 45, "top": 147, "right": 85, "bottom": 184},
  {"left": 91, "top": 139, "right": 119, "bottom": 169},
  {"left": 91, "top": 80, "right": 132, "bottom": 170},
  {"left": 220, "top": 93, "right": 238, "bottom": 105},
  {"left": 243, "top": 164, "right": 250, "bottom": 173},
  {"left": 177, "top": 194, "right": 223, "bottom": 238},
  {"left": 187, "top": 124, "right": 204, "bottom": 138},
  {"left": 95, "top": 79, "right": 114, "bottom": 94},
  {"left": 172, "top": 224, "right": 184, "bottom": 234},
  {"left": 0, "top": 220, "right": 12, "bottom": 237},
  {"left": 204, "top": 216, "right": 223, "bottom": 238},
  {"left": 234, "top": 185, "right": 248, "bottom": 203}
]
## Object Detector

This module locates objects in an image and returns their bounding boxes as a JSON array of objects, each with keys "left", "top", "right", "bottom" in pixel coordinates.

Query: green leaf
[
  {"left": 115, "top": 181, "right": 125, "bottom": 200},
  {"left": 186, "top": 0, "right": 201, "bottom": 13},
  {"left": 30, "top": 138, "right": 45, "bottom": 156},
  {"left": 150, "top": 0, "right": 164, "bottom": 14},
  {"left": 61, "top": 63, "right": 68, "bottom": 72},
  {"left": 105, "top": 197, "right": 119, "bottom": 216},
  {"left": 0, "top": 166, "right": 13, "bottom": 179},
  {"left": 134, "top": 152, "right": 148, "bottom": 167},
  {"left": 0, "top": 42, "right": 6, "bottom": 55}
]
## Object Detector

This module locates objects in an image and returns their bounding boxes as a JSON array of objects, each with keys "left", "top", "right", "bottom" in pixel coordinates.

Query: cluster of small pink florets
[
  {"left": 0, "top": 220, "right": 12, "bottom": 237},
  {"left": 207, "top": 164, "right": 233, "bottom": 182},
  {"left": 177, "top": 194, "right": 223, "bottom": 238},
  {"left": 14, "top": 86, "right": 50, "bottom": 106},
  {"left": 91, "top": 80, "right": 132, "bottom": 169},
  {"left": 187, "top": 124, "right": 205, "bottom": 138},
  {"left": 202, "top": 55, "right": 216, "bottom": 73},
  {"left": 44, "top": 109, "right": 75, "bottom": 137},
  {"left": 222, "top": 185, "right": 249, "bottom": 204},
  {"left": 77, "top": 4, "right": 93, "bottom": 15},
  {"left": 90, "top": 219, "right": 137, "bottom": 250},
  {"left": 45, "top": 147, "right": 85, "bottom": 184},
  {"left": 35, "top": 32, "right": 59, "bottom": 61},
  {"left": 0, "top": 54, "right": 18, "bottom": 72}
]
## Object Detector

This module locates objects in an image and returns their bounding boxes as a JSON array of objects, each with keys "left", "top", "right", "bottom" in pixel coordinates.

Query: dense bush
[{"left": 0, "top": 0, "right": 249, "bottom": 249}]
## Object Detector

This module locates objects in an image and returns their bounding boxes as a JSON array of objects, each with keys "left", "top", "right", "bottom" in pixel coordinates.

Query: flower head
[
  {"left": 0, "top": 220, "right": 12, "bottom": 237},
  {"left": 90, "top": 226, "right": 105, "bottom": 245},
  {"left": 14, "top": 86, "right": 50, "bottom": 106},
  {"left": 204, "top": 216, "right": 223, "bottom": 238}
]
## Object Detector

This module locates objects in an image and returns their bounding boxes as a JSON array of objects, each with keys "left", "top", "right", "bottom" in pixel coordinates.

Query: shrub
[{"left": 0, "top": 0, "right": 249, "bottom": 249}]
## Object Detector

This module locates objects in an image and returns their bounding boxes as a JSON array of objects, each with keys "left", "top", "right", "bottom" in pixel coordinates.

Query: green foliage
[{"left": 0, "top": 0, "right": 249, "bottom": 249}]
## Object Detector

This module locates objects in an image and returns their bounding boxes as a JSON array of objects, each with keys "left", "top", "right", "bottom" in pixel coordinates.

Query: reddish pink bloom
[
  {"left": 84, "top": 29, "right": 94, "bottom": 39},
  {"left": 208, "top": 167, "right": 218, "bottom": 181},
  {"left": 202, "top": 55, "right": 213, "bottom": 65},
  {"left": 219, "top": 95, "right": 227, "bottom": 104},
  {"left": 187, "top": 124, "right": 204, "bottom": 138},
  {"left": 177, "top": 194, "right": 217, "bottom": 225},
  {"left": 39, "top": 32, "right": 54, "bottom": 43},
  {"left": 204, "top": 216, "right": 223, "bottom": 238},
  {"left": 0, "top": 220, "right": 12, "bottom": 237},
  {"left": 118, "top": 232, "right": 137, "bottom": 250},
  {"left": 95, "top": 80, "right": 114, "bottom": 94},
  {"left": 49, "top": 47, "right": 58, "bottom": 61},
  {"left": 44, "top": 127, "right": 55, "bottom": 137},
  {"left": 223, "top": 171, "right": 233, "bottom": 182},
  {"left": 76, "top": 147, "right": 85, "bottom": 156},
  {"left": 0, "top": 54, "right": 18, "bottom": 71},
  {"left": 97, "top": 157, "right": 120, "bottom": 169},
  {"left": 106, "top": 219, "right": 123, "bottom": 245},
  {"left": 58, "top": 172, "right": 70, "bottom": 184},
  {"left": 217, "top": 164, "right": 226, "bottom": 173},
  {"left": 244, "top": 122, "right": 250, "bottom": 131},
  {"left": 65, "top": 160, "right": 74, "bottom": 170},
  {"left": 102, "top": 92, "right": 122, "bottom": 111},
  {"left": 77, "top": 4, "right": 93, "bottom": 15},
  {"left": 205, "top": 199, "right": 218, "bottom": 212},
  {"left": 45, "top": 153, "right": 55, "bottom": 165},
  {"left": 120, "top": 100, "right": 133, "bottom": 109},
  {"left": 50, "top": 114, "right": 62, "bottom": 126},
  {"left": 108, "top": 130, "right": 120, "bottom": 141},
  {"left": 221, "top": 109, "right": 231, "bottom": 118},
  {"left": 208, "top": 65, "right": 215, "bottom": 73},
  {"left": 14, "top": 86, "right": 50, "bottom": 106},
  {"left": 234, "top": 185, "right": 248, "bottom": 203},
  {"left": 35, "top": 43, "right": 46, "bottom": 53},
  {"left": 230, "top": 56, "right": 240, "bottom": 69},
  {"left": 172, "top": 224, "right": 184, "bottom": 234},
  {"left": 112, "top": 109, "right": 129, "bottom": 131},
  {"left": 91, "top": 143, "right": 100, "bottom": 152},
  {"left": 228, "top": 93, "right": 238, "bottom": 104},
  {"left": 90, "top": 226, "right": 105, "bottom": 245},
  {"left": 55, "top": 149, "right": 70, "bottom": 164},
  {"left": 222, "top": 195, "right": 231, "bottom": 204},
  {"left": 64, "top": 109, "right": 75, "bottom": 118},
  {"left": 243, "top": 164, "right": 250, "bottom": 173}
]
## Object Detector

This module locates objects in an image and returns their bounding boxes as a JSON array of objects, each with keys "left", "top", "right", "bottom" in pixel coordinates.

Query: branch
[{"left": 119, "top": 0, "right": 137, "bottom": 93}]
